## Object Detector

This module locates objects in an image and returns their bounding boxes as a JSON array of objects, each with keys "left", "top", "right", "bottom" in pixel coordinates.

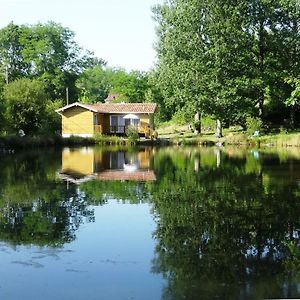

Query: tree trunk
[
  {"left": 258, "top": 96, "right": 264, "bottom": 119},
  {"left": 215, "top": 119, "right": 222, "bottom": 138},
  {"left": 290, "top": 105, "right": 295, "bottom": 129},
  {"left": 257, "top": 17, "right": 265, "bottom": 120},
  {"left": 194, "top": 111, "right": 201, "bottom": 135}
]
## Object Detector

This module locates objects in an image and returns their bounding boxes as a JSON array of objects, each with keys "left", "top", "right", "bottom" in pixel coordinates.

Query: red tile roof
[
  {"left": 93, "top": 103, "right": 157, "bottom": 114},
  {"left": 56, "top": 102, "right": 157, "bottom": 114}
]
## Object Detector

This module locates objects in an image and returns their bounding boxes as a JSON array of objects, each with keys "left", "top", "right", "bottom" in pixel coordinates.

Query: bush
[
  {"left": 126, "top": 125, "right": 139, "bottom": 142},
  {"left": 246, "top": 117, "right": 263, "bottom": 135},
  {"left": 171, "top": 110, "right": 186, "bottom": 125}
]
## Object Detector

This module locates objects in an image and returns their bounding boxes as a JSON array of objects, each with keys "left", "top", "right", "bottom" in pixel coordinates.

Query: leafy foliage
[
  {"left": 3, "top": 78, "right": 48, "bottom": 134},
  {"left": 76, "top": 65, "right": 110, "bottom": 103},
  {"left": 152, "top": 0, "right": 300, "bottom": 128},
  {"left": 125, "top": 125, "right": 139, "bottom": 142},
  {"left": 246, "top": 116, "right": 263, "bottom": 135}
]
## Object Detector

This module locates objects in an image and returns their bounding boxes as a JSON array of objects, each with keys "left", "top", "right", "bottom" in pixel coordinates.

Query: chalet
[{"left": 55, "top": 102, "right": 157, "bottom": 138}]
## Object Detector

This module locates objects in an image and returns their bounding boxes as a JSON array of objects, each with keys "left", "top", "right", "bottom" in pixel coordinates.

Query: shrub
[
  {"left": 126, "top": 125, "right": 139, "bottom": 142},
  {"left": 246, "top": 117, "right": 263, "bottom": 135}
]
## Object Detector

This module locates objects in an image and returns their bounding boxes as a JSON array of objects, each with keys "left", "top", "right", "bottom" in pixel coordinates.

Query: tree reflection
[
  {"left": 150, "top": 147, "right": 300, "bottom": 299},
  {"left": 0, "top": 150, "right": 94, "bottom": 247}
]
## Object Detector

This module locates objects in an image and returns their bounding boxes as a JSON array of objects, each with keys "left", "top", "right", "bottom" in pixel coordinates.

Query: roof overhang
[{"left": 55, "top": 102, "right": 98, "bottom": 114}]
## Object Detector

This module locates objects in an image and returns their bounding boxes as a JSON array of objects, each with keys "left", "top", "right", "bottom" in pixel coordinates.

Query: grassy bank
[
  {"left": 1, "top": 130, "right": 300, "bottom": 150},
  {"left": 0, "top": 134, "right": 158, "bottom": 150},
  {"left": 157, "top": 131, "right": 300, "bottom": 147},
  {"left": 157, "top": 123, "right": 300, "bottom": 147}
]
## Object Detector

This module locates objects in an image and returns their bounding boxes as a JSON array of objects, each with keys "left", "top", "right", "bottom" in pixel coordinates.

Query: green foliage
[
  {"left": 107, "top": 68, "right": 150, "bottom": 102},
  {"left": 76, "top": 65, "right": 109, "bottom": 103},
  {"left": 0, "top": 22, "right": 101, "bottom": 102},
  {"left": 283, "top": 241, "right": 300, "bottom": 271},
  {"left": 40, "top": 99, "right": 63, "bottom": 134},
  {"left": 125, "top": 125, "right": 139, "bottom": 142},
  {"left": 171, "top": 110, "right": 187, "bottom": 125},
  {"left": 0, "top": 22, "right": 28, "bottom": 80},
  {"left": 285, "top": 78, "right": 300, "bottom": 107},
  {"left": 245, "top": 117, "right": 263, "bottom": 135},
  {"left": 93, "top": 133, "right": 127, "bottom": 145},
  {"left": 153, "top": 0, "right": 300, "bottom": 128},
  {"left": 3, "top": 78, "right": 48, "bottom": 134},
  {"left": 75, "top": 66, "right": 153, "bottom": 105}
]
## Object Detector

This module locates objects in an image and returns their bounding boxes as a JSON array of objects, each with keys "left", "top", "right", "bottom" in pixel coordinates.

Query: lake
[{"left": 0, "top": 146, "right": 300, "bottom": 299}]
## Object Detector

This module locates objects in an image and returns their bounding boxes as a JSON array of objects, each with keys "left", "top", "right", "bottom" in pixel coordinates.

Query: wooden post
[{"left": 66, "top": 87, "right": 69, "bottom": 105}]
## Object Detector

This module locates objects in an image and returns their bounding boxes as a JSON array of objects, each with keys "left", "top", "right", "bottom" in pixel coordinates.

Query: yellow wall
[
  {"left": 62, "top": 148, "right": 94, "bottom": 176},
  {"left": 139, "top": 114, "right": 152, "bottom": 137},
  {"left": 62, "top": 107, "right": 94, "bottom": 136},
  {"left": 139, "top": 114, "right": 151, "bottom": 128}
]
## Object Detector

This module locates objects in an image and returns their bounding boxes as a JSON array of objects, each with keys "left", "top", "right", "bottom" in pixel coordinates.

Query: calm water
[{"left": 1, "top": 146, "right": 300, "bottom": 299}]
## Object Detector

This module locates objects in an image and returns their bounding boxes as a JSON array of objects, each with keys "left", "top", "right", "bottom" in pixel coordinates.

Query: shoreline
[{"left": 1, "top": 132, "right": 300, "bottom": 150}]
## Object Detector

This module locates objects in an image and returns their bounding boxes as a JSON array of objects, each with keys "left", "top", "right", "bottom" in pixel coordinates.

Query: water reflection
[
  {"left": 0, "top": 150, "right": 94, "bottom": 247},
  {"left": 149, "top": 147, "right": 300, "bottom": 299},
  {"left": 0, "top": 147, "right": 300, "bottom": 298},
  {"left": 59, "top": 147, "right": 156, "bottom": 183}
]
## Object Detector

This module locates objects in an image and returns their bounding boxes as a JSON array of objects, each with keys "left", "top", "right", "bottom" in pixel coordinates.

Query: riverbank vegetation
[{"left": 0, "top": 1, "right": 299, "bottom": 143}]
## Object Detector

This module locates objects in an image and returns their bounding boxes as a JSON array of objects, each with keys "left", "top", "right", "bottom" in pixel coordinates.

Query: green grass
[{"left": 157, "top": 122, "right": 300, "bottom": 147}]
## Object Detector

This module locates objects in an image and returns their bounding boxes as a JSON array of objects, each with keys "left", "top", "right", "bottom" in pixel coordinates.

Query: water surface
[{"left": 0, "top": 146, "right": 300, "bottom": 299}]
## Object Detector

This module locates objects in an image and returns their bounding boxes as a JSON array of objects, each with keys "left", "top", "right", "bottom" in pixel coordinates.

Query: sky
[{"left": 0, "top": 0, "right": 163, "bottom": 71}]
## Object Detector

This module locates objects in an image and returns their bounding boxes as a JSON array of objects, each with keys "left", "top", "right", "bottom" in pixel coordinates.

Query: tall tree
[
  {"left": 3, "top": 78, "right": 48, "bottom": 134},
  {"left": 153, "top": 0, "right": 207, "bottom": 123},
  {"left": 76, "top": 65, "right": 110, "bottom": 103},
  {"left": 0, "top": 22, "right": 29, "bottom": 82},
  {"left": 108, "top": 68, "right": 150, "bottom": 102},
  {"left": 276, "top": 0, "right": 300, "bottom": 126},
  {"left": 0, "top": 22, "right": 99, "bottom": 102},
  {"left": 153, "top": 0, "right": 300, "bottom": 129}
]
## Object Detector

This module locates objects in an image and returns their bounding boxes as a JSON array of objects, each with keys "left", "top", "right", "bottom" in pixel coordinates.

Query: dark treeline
[{"left": 0, "top": 1, "right": 299, "bottom": 136}]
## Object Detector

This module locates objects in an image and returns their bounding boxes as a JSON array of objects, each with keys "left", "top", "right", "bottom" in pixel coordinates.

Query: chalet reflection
[{"left": 58, "top": 147, "right": 156, "bottom": 184}]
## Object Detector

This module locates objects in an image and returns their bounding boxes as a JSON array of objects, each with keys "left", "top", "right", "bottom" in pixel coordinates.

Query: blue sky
[{"left": 0, "top": 0, "right": 163, "bottom": 71}]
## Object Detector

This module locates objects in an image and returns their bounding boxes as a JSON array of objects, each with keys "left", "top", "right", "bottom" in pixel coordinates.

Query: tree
[
  {"left": 76, "top": 65, "right": 110, "bottom": 103},
  {"left": 3, "top": 78, "right": 48, "bottom": 134},
  {"left": 276, "top": 0, "right": 300, "bottom": 126},
  {"left": 19, "top": 22, "right": 92, "bottom": 100},
  {"left": 0, "top": 22, "right": 100, "bottom": 102},
  {"left": 153, "top": 0, "right": 207, "bottom": 124},
  {"left": 153, "top": 0, "right": 254, "bottom": 134},
  {"left": 0, "top": 22, "right": 29, "bottom": 82},
  {"left": 107, "top": 68, "right": 150, "bottom": 102},
  {"left": 285, "top": 78, "right": 300, "bottom": 126},
  {"left": 153, "top": 0, "right": 300, "bottom": 129}
]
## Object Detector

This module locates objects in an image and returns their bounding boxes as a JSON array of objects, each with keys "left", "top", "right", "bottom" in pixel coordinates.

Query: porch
[{"left": 94, "top": 125, "right": 150, "bottom": 137}]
